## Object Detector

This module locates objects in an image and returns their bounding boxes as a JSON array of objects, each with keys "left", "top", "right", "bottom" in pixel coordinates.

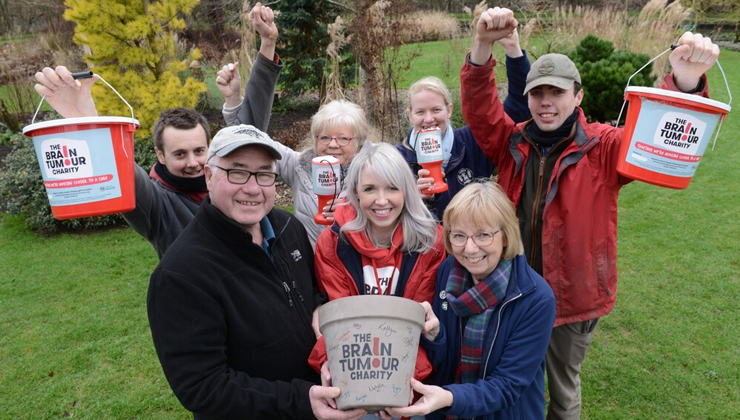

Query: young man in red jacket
[{"left": 460, "top": 7, "right": 719, "bottom": 420}]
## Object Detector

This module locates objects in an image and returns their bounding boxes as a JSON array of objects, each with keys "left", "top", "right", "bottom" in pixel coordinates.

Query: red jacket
[
  {"left": 461, "top": 55, "right": 709, "bottom": 326},
  {"left": 309, "top": 204, "right": 446, "bottom": 379}
]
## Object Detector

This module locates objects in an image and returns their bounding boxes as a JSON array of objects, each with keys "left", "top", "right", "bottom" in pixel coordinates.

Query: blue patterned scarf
[{"left": 446, "top": 258, "right": 512, "bottom": 384}]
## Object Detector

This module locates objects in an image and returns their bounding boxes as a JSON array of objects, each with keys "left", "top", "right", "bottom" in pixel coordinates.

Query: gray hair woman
[
  {"left": 226, "top": 98, "right": 369, "bottom": 247},
  {"left": 341, "top": 142, "right": 438, "bottom": 252},
  {"left": 309, "top": 143, "right": 446, "bottom": 407}
]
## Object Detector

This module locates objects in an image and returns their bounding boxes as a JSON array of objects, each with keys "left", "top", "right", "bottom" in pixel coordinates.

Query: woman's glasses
[{"left": 448, "top": 229, "right": 501, "bottom": 247}]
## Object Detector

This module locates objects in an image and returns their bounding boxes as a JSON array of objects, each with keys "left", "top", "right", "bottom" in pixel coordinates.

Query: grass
[
  {"left": 1, "top": 44, "right": 738, "bottom": 420},
  {"left": 581, "top": 49, "right": 740, "bottom": 419},
  {"left": 396, "top": 35, "right": 563, "bottom": 90},
  {"left": 0, "top": 215, "right": 187, "bottom": 419},
  {"left": 0, "top": 33, "right": 36, "bottom": 45}
]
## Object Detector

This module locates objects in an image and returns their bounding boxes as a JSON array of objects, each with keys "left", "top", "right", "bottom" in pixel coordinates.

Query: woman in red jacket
[{"left": 309, "top": 142, "right": 445, "bottom": 399}]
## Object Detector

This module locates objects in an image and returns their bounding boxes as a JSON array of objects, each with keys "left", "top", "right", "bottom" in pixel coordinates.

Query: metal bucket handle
[
  {"left": 32, "top": 71, "right": 136, "bottom": 126},
  {"left": 614, "top": 45, "right": 732, "bottom": 151},
  {"left": 31, "top": 71, "right": 136, "bottom": 158}
]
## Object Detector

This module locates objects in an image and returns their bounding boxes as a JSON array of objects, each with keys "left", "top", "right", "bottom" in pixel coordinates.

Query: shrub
[
  {"left": 63, "top": 0, "right": 207, "bottom": 136},
  {"left": 0, "top": 131, "right": 159, "bottom": 233},
  {"left": 568, "top": 35, "right": 656, "bottom": 123}
]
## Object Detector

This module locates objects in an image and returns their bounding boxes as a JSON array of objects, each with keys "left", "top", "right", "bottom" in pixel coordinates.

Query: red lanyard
[{"left": 371, "top": 252, "right": 401, "bottom": 296}]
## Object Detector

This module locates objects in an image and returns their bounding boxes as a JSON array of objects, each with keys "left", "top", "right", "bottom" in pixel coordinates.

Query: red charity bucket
[
  {"left": 614, "top": 46, "right": 733, "bottom": 189},
  {"left": 23, "top": 116, "right": 140, "bottom": 219},
  {"left": 617, "top": 87, "right": 731, "bottom": 190}
]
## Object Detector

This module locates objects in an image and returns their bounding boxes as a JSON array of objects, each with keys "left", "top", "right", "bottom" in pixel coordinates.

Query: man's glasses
[
  {"left": 448, "top": 229, "right": 501, "bottom": 247},
  {"left": 215, "top": 166, "right": 277, "bottom": 186},
  {"left": 315, "top": 135, "right": 355, "bottom": 146}
]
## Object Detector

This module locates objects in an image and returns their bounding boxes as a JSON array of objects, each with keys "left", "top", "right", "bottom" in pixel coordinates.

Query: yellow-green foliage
[{"left": 64, "top": 0, "right": 206, "bottom": 136}]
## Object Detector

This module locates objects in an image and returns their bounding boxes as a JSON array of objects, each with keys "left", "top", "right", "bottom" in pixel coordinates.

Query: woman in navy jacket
[
  {"left": 385, "top": 182, "right": 555, "bottom": 420},
  {"left": 396, "top": 32, "right": 531, "bottom": 222}
]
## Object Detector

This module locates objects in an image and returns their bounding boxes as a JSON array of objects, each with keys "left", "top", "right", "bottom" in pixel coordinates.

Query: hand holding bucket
[
  {"left": 312, "top": 155, "right": 342, "bottom": 225},
  {"left": 615, "top": 39, "right": 731, "bottom": 189},
  {"left": 23, "top": 70, "right": 140, "bottom": 220},
  {"left": 413, "top": 128, "right": 448, "bottom": 194}
]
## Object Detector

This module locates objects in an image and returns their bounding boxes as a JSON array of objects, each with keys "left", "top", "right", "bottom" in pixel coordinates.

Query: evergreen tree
[
  {"left": 64, "top": 0, "right": 206, "bottom": 135},
  {"left": 569, "top": 35, "right": 656, "bottom": 122},
  {"left": 274, "top": 0, "right": 349, "bottom": 96}
]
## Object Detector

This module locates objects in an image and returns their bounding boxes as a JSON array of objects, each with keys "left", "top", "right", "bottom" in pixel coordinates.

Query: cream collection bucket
[{"left": 319, "top": 295, "right": 425, "bottom": 412}]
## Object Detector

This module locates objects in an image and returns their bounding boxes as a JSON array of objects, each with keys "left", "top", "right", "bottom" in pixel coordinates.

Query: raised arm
[
  {"left": 219, "top": 2, "right": 281, "bottom": 130},
  {"left": 498, "top": 28, "right": 532, "bottom": 123},
  {"left": 461, "top": 7, "right": 519, "bottom": 165},
  {"left": 470, "top": 7, "right": 518, "bottom": 66}
]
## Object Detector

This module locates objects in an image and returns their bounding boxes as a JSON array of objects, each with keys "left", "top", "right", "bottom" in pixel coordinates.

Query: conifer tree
[
  {"left": 275, "top": 0, "right": 348, "bottom": 96},
  {"left": 64, "top": 0, "right": 206, "bottom": 135}
]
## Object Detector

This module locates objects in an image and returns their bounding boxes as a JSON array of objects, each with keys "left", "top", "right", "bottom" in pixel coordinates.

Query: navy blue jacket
[
  {"left": 398, "top": 52, "right": 531, "bottom": 221},
  {"left": 422, "top": 254, "right": 556, "bottom": 420},
  {"left": 398, "top": 126, "right": 496, "bottom": 221},
  {"left": 500, "top": 51, "right": 532, "bottom": 125}
]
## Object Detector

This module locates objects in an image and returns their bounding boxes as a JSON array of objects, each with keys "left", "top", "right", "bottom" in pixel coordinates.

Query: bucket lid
[
  {"left": 319, "top": 295, "right": 425, "bottom": 328},
  {"left": 23, "top": 116, "right": 141, "bottom": 135},
  {"left": 625, "top": 86, "right": 731, "bottom": 113},
  {"left": 312, "top": 155, "right": 340, "bottom": 165}
]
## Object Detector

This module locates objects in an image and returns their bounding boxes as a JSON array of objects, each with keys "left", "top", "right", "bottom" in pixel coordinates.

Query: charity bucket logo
[
  {"left": 41, "top": 138, "right": 93, "bottom": 178},
  {"left": 312, "top": 156, "right": 341, "bottom": 196},
  {"left": 317, "top": 169, "right": 337, "bottom": 188},
  {"left": 654, "top": 111, "right": 706, "bottom": 155},
  {"left": 418, "top": 133, "right": 442, "bottom": 157},
  {"left": 338, "top": 333, "right": 400, "bottom": 380}
]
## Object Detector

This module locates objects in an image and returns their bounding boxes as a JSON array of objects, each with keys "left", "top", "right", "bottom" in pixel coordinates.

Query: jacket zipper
[
  {"left": 459, "top": 292, "right": 523, "bottom": 420},
  {"left": 270, "top": 216, "right": 313, "bottom": 337},
  {"left": 529, "top": 151, "right": 546, "bottom": 268},
  {"left": 271, "top": 217, "right": 294, "bottom": 308},
  {"left": 482, "top": 292, "right": 523, "bottom": 375},
  {"left": 293, "top": 281, "right": 305, "bottom": 302},
  {"left": 276, "top": 252, "right": 312, "bottom": 336},
  {"left": 281, "top": 280, "right": 294, "bottom": 307}
]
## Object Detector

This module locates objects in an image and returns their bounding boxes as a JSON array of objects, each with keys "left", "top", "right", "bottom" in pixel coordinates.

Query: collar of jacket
[
  {"left": 503, "top": 254, "right": 540, "bottom": 301},
  {"left": 509, "top": 107, "right": 600, "bottom": 177},
  {"left": 297, "top": 148, "right": 318, "bottom": 171},
  {"left": 197, "top": 197, "right": 290, "bottom": 252}
]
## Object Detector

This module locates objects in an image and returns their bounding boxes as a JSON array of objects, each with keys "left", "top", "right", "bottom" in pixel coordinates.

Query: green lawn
[
  {"left": 397, "top": 35, "right": 561, "bottom": 90},
  {"left": 1, "top": 46, "right": 738, "bottom": 419},
  {"left": 582, "top": 49, "right": 739, "bottom": 419},
  {"left": 0, "top": 216, "right": 184, "bottom": 419}
]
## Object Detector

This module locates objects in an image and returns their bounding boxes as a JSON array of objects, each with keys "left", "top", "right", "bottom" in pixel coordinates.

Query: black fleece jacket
[{"left": 148, "top": 198, "right": 324, "bottom": 420}]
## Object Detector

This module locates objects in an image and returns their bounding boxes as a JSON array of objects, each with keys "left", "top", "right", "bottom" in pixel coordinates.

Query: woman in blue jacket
[{"left": 384, "top": 182, "right": 556, "bottom": 420}]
